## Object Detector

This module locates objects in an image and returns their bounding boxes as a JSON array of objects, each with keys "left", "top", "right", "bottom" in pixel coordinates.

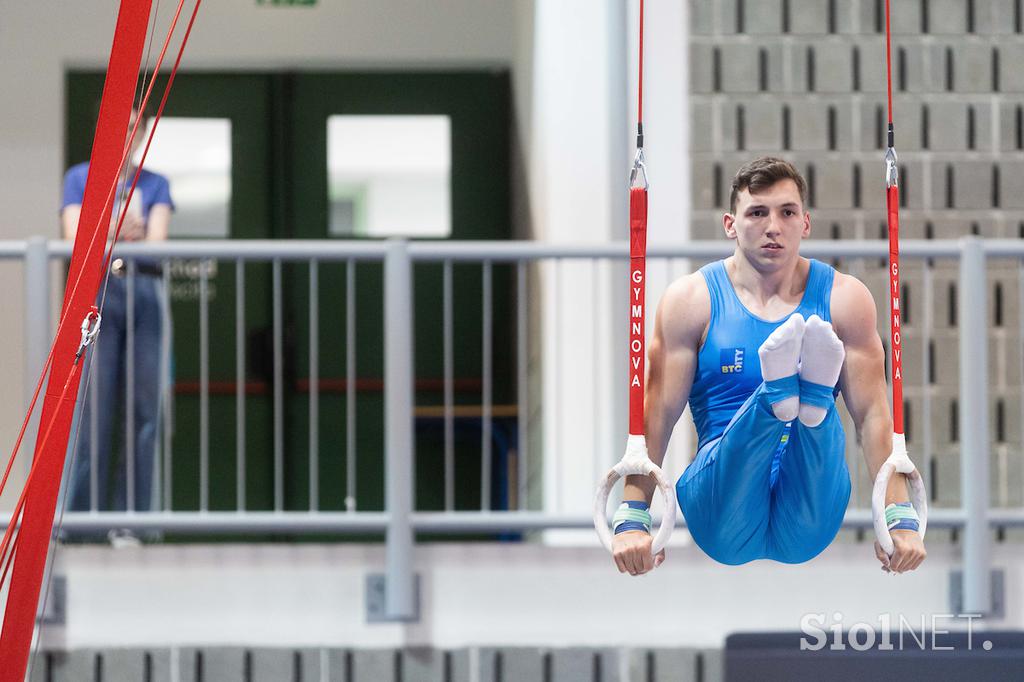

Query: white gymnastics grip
[
  {"left": 593, "top": 434, "right": 677, "bottom": 556},
  {"left": 871, "top": 433, "right": 928, "bottom": 557}
]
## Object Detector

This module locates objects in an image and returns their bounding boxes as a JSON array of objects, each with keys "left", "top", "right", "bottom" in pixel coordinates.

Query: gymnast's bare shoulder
[
  {"left": 653, "top": 271, "right": 711, "bottom": 352},
  {"left": 644, "top": 272, "right": 710, "bottom": 466},
  {"left": 828, "top": 271, "right": 880, "bottom": 347}
]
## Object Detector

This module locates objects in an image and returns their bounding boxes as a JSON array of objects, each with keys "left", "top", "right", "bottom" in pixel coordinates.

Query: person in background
[{"left": 62, "top": 105, "right": 173, "bottom": 540}]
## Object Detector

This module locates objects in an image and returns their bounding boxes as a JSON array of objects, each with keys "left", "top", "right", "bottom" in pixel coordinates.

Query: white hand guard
[
  {"left": 594, "top": 435, "right": 676, "bottom": 556},
  {"left": 872, "top": 433, "right": 928, "bottom": 556}
]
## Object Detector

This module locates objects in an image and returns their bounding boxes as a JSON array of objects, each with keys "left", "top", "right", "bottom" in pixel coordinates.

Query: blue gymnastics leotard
[{"left": 677, "top": 258, "right": 851, "bottom": 565}]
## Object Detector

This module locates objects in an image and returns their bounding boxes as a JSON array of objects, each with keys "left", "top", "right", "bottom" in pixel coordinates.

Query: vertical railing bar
[
  {"left": 236, "top": 259, "right": 246, "bottom": 512},
  {"left": 345, "top": 258, "right": 357, "bottom": 512},
  {"left": 481, "top": 260, "right": 493, "bottom": 511},
  {"left": 1000, "top": 447, "right": 1009, "bottom": 508},
  {"left": 662, "top": 258, "right": 675, "bottom": 472},
  {"left": 384, "top": 240, "right": 415, "bottom": 620},
  {"left": 516, "top": 259, "right": 528, "bottom": 510},
  {"left": 90, "top": 334, "right": 100, "bottom": 513},
  {"left": 922, "top": 261, "right": 934, "bottom": 499},
  {"left": 309, "top": 259, "right": 320, "bottom": 512},
  {"left": 162, "top": 261, "right": 172, "bottom": 512},
  {"left": 852, "top": 255, "right": 866, "bottom": 505},
  {"left": 960, "top": 237, "right": 991, "bottom": 614},
  {"left": 553, "top": 258, "right": 562, "bottom": 512},
  {"left": 443, "top": 259, "right": 455, "bottom": 512},
  {"left": 273, "top": 258, "right": 284, "bottom": 512},
  {"left": 653, "top": 258, "right": 668, "bottom": 480},
  {"left": 591, "top": 258, "right": 601, "bottom": 487},
  {"left": 149, "top": 265, "right": 162, "bottom": 513},
  {"left": 126, "top": 261, "right": 136, "bottom": 512},
  {"left": 199, "top": 259, "right": 209, "bottom": 513},
  {"left": 23, "top": 237, "right": 49, "bottom": 484}
]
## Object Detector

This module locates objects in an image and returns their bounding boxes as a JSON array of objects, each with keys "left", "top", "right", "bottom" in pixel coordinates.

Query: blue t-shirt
[{"left": 62, "top": 162, "right": 174, "bottom": 228}]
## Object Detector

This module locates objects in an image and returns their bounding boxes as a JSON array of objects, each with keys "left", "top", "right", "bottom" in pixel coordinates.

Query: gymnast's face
[{"left": 723, "top": 179, "right": 811, "bottom": 270}]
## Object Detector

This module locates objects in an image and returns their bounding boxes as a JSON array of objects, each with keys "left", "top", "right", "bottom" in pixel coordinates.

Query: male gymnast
[{"left": 611, "top": 157, "right": 927, "bottom": 575}]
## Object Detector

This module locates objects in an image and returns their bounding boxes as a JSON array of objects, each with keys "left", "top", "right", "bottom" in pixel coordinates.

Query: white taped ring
[
  {"left": 871, "top": 433, "right": 928, "bottom": 556},
  {"left": 594, "top": 434, "right": 677, "bottom": 556}
]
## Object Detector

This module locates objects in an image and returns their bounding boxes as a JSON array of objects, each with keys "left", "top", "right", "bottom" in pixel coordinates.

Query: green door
[
  {"left": 284, "top": 72, "right": 515, "bottom": 514},
  {"left": 66, "top": 70, "right": 514, "bottom": 523}
]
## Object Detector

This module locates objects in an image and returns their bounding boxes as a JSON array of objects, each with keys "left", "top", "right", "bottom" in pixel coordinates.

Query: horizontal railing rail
[
  {"left": 5, "top": 507, "right": 1021, "bottom": 534},
  {"left": 25, "top": 237, "right": 1024, "bottom": 260}
]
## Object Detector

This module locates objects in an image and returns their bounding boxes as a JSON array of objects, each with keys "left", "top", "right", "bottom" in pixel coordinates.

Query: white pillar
[
  {"left": 531, "top": 0, "right": 691, "bottom": 536},
  {"left": 634, "top": 0, "right": 694, "bottom": 493},
  {"left": 531, "top": 1, "right": 622, "bottom": 530}
]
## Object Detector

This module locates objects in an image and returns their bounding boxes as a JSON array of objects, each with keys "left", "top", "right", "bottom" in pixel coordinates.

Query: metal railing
[{"left": 2, "top": 237, "right": 1023, "bottom": 619}]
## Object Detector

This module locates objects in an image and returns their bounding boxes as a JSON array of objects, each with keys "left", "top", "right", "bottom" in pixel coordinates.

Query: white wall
[
  {"left": 529, "top": 0, "right": 624, "bottom": 524},
  {"left": 46, "top": 538, "right": 1019, "bottom": 650}
]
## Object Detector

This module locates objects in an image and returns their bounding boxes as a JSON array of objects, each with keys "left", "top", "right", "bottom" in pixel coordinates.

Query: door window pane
[
  {"left": 327, "top": 115, "right": 451, "bottom": 238},
  {"left": 136, "top": 117, "right": 232, "bottom": 238}
]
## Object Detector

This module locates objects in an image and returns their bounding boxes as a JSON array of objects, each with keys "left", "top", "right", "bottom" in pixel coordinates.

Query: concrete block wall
[
  {"left": 689, "top": 0, "right": 1024, "bottom": 508},
  {"left": 31, "top": 647, "right": 723, "bottom": 682}
]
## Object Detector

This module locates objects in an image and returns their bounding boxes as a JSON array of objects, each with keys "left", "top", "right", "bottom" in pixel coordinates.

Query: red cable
[
  {"left": 885, "top": 0, "right": 893, "bottom": 124},
  {"left": 887, "top": 187, "right": 903, "bottom": 435},
  {"left": 637, "top": 0, "right": 644, "bottom": 126},
  {"left": 628, "top": 189, "right": 648, "bottom": 436},
  {"left": 883, "top": 0, "right": 904, "bottom": 435},
  {"left": 628, "top": 0, "right": 647, "bottom": 436},
  {"left": 0, "top": 531, "right": 17, "bottom": 597}
]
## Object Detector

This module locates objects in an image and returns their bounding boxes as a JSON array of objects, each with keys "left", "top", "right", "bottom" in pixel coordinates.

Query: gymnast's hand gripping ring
[
  {"left": 594, "top": 434, "right": 677, "bottom": 556},
  {"left": 871, "top": 433, "right": 928, "bottom": 557}
]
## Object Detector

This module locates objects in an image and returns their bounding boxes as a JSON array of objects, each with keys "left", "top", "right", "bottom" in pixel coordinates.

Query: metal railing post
[
  {"left": 23, "top": 237, "right": 50, "bottom": 471},
  {"left": 959, "top": 236, "right": 991, "bottom": 615},
  {"left": 24, "top": 238, "right": 50, "bottom": 406},
  {"left": 385, "top": 239, "right": 416, "bottom": 620}
]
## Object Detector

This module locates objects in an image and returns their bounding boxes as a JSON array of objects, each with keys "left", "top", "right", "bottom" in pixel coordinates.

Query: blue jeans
[
  {"left": 677, "top": 381, "right": 851, "bottom": 565},
  {"left": 68, "top": 274, "right": 163, "bottom": 512}
]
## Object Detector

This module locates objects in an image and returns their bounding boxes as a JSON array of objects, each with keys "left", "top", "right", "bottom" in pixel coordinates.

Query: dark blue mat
[{"left": 725, "top": 631, "right": 1024, "bottom": 682}]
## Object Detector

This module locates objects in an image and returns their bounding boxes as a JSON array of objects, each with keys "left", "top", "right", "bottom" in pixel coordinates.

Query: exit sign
[{"left": 257, "top": 0, "right": 316, "bottom": 6}]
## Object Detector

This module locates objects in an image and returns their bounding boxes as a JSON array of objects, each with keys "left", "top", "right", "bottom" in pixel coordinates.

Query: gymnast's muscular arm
[
  {"left": 831, "top": 273, "right": 926, "bottom": 574},
  {"left": 612, "top": 273, "right": 709, "bottom": 575}
]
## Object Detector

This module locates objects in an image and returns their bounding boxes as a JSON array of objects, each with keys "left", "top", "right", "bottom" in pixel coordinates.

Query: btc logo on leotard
[{"left": 719, "top": 347, "right": 745, "bottom": 374}]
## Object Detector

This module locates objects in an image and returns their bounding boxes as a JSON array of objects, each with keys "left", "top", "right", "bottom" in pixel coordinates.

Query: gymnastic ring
[
  {"left": 594, "top": 434, "right": 677, "bottom": 556},
  {"left": 871, "top": 433, "right": 929, "bottom": 557}
]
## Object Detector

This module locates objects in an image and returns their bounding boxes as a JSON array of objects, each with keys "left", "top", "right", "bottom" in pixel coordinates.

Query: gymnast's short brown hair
[{"left": 729, "top": 157, "right": 808, "bottom": 213}]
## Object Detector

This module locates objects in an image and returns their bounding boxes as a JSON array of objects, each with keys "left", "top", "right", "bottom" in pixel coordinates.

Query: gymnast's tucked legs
[{"left": 677, "top": 314, "right": 850, "bottom": 565}]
